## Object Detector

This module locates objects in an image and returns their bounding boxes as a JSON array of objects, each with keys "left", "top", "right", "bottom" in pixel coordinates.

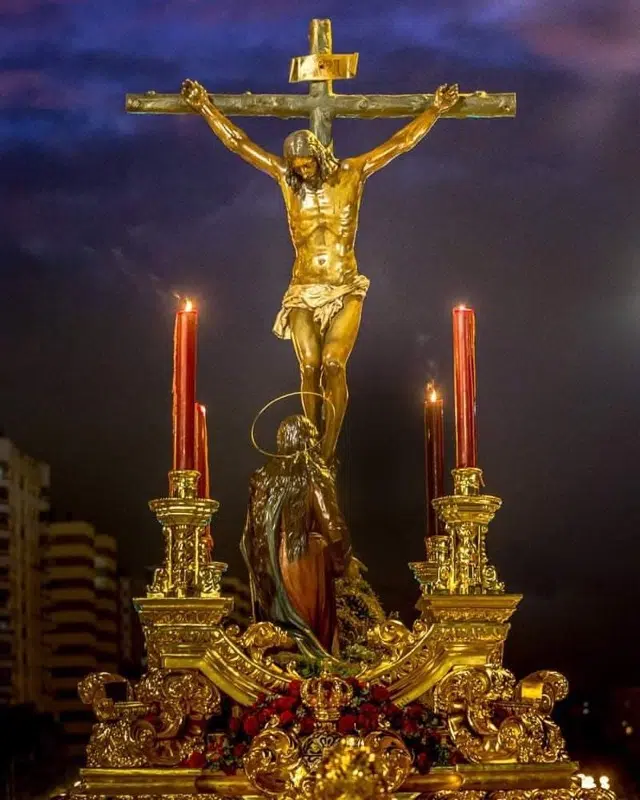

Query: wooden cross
[{"left": 126, "top": 18, "right": 516, "bottom": 148}]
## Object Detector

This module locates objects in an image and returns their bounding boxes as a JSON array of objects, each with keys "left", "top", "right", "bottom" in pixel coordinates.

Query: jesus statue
[{"left": 181, "top": 79, "right": 460, "bottom": 462}]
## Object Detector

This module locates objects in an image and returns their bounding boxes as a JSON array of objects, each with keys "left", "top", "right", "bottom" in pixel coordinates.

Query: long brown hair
[
  {"left": 283, "top": 130, "right": 339, "bottom": 193},
  {"left": 261, "top": 415, "right": 328, "bottom": 561}
]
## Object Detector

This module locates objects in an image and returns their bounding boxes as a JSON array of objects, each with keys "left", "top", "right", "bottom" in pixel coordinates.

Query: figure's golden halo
[{"left": 250, "top": 391, "right": 335, "bottom": 459}]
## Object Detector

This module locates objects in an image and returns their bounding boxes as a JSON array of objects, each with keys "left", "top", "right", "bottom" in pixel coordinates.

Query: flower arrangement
[{"left": 196, "top": 679, "right": 461, "bottom": 774}]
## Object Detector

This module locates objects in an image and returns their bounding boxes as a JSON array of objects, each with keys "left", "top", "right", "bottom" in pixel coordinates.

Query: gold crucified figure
[{"left": 181, "top": 78, "right": 460, "bottom": 462}]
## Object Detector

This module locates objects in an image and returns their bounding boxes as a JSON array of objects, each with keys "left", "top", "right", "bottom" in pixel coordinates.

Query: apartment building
[
  {"left": 0, "top": 437, "right": 50, "bottom": 708},
  {"left": 45, "top": 520, "right": 98, "bottom": 760}
]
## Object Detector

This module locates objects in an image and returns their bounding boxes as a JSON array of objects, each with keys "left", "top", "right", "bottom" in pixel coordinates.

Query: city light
[{"left": 577, "top": 774, "right": 611, "bottom": 791}]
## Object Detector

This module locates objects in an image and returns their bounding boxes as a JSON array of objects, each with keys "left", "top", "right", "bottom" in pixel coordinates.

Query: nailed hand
[
  {"left": 181, "top": 79, "right": 209, "bottom": 110},
  {"left": 433, "top": 83, "right": 460, "bottom": 113}
]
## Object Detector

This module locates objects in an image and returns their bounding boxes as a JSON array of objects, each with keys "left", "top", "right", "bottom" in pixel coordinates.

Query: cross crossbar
[{"left": 126, "top": 18, "right": 515, "bottom": 147}]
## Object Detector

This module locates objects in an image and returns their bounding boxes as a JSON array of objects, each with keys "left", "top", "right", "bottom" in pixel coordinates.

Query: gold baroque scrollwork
[
  {"left": 432, "top": 791, "right": 487, "bottom": 800},
  {"left": 314, "top": 733, "right": 412, "bottom": 800},
  {"left": 489, "top": 790, "right": 618, "bottom": 800},
  {"left": 78, "top": 672, "right": 135, "bottom": 720},
  {"left": 243, "top": 728, "right": 303, "bottom": 799},
  {"left": 361, "top": 731, "right": 413, "bottom": 793},
  {"left": 199, "top": 625, "right": 296, "bottom": 700},
  {"left": 78, "top": 673, "right": 155, "bottom": 769},
  {"left": 429, "top": 792, "right": 617, "bottom": 800},
  {"left": 234, "top": 621, "right": 296, "bottom": 665},
  {"left": 136, "top": 597, "right": 233, "bottom": 669},
  {"left": 435, "top": 667, "right": 569, "bottom": 764},
  {"left": 491, "top": 792, "right": 570, "bottom": 800},
  {"left": 136, "top": 669, "right": 220, "bottom": 766},
  {"left": 363, "top": 618, "right": 442, "bottom": 690},
  {"left": 570, "top": 785, "right": 617, "bottom": 800},
  {"left": 244, "top": 725, "right": 412, "bottom": 800},
  {"left": 432, "top": 623, "right": 505, "bottom": 646},
  {"left": 300, "top": 729, "right": 343, "bottom": 771},
  {"left": 367, "top": 619, "right": 426, "bottom": 661},
  {"left": 79, "top": 669, "right": 220, "bottom": 769}
]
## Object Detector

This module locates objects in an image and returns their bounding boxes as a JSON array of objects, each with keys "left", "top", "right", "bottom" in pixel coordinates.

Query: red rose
[
  {"left": 256, "top": 692, "right": 267, "bottom": 705},
  {"left": 337, "top": 714, "right": 358, "bottom": 735},
  {"left": 402, "top": 719, "right": 419, "bottom": 736},
  {"left": 228, "top": 716, "right": 241, "bottom": 734},
  {"left": 360, "top": 703, "right": 377, "bottom": 716},
  {"left": 279, "top": 710, "right": 296, "bottom": 727},
  {"left": 358, "top": 713, "right": 378, "bottom": 732},
  {"left": 370, "top": 685, "right": 390, "bottom": 703},
  {"left": 406, "top": 703, "right": 424, "bottom": 720},
  {"left": 416, "top": 752, "right": 430, "bottom": 773},
  {"left": 258, "top": 707, "right": 273, "bottom": 725},
  {"left": 183, "top": 750, "right": 206, "bottom": 769},
  {"left": 382, "top": 702, "right": 400, "bottom": 718},
  {"left": 243, "top": 715, "right": 261, "bottom": 737},
  {"left": 287, "top": 680, "right": 302, "bottom": 697},
  {"left": 299, "top": 716, "right": 315, "bottom": 735},
  {"left": 275, "top": 695, "right": 298, "bottom": 713},
  {"left": 232, "top": 742, "right": 247, "bottom": 758}
]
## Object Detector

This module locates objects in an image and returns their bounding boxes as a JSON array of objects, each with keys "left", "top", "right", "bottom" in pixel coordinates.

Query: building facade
[
  {"left": 0, "top": 437, "right": 50, "bottom": 708},
  {"left": 94, "top": 533, "right": 119, "bottom": 674},
  {"left": 0, "top": 436, "right": 142, "bottom": 766},
  {"left": 45, "top": 520, "right": 99, "bottom": 760},
  {"left": 45, "top": 523, "right": 126, "bottom": 760}
]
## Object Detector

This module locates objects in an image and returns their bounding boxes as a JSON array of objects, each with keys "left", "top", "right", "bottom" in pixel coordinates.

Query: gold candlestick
[
  {"left": 411, "top": 467, "right": 505, "bottom": 596},
  {"left": 147, "top": 470, "right": 227, "bottom": 598}
]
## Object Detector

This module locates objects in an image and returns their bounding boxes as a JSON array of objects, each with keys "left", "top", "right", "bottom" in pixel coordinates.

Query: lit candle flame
[
  {"left": 184, "top": 298, "right": 193, "bottom": 313},
  {"left": 456, "top": 303, "right": 467, "bottom": 311},
  {"left": 426, "top": 382, "right": 439, "bottom": 403}
]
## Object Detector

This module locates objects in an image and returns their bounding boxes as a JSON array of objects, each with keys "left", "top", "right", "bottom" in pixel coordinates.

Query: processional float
[{"left": 68, "top": 19, "right": 612, "bottom": 800}]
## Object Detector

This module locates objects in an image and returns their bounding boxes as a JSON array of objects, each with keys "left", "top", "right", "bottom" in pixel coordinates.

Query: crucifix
[
  {"left": 127, "top": 18, "right": 515, "bottom": 145},
  {"left": 126, "top": 18, "right": 516, "bottom": 464}
]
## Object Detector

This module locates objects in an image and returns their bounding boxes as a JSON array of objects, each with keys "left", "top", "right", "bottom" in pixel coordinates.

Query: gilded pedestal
[{"left": 69, "top": 466, "right": 614, "bottom": 800}]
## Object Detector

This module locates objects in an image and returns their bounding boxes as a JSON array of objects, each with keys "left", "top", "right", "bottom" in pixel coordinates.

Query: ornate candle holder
[
  {"left": 147, "top": 470, "right": 227, "bottom": 598},
  {"left": 411, "top": 467, "right": 505, "bottom": 596},
  {"left": 136, "top": 470, "right": 234, "bottom": 670},
  {"left": 410, "top": 467, "right": 521, "bottom": 666}
]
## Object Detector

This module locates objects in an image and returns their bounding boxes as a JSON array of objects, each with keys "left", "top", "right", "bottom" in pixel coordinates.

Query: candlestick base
[
  {"left": 411, "top": 467, "right": 506, "bottom": 596},
  {"left": 148, "top": 470, "right": 229, "bottom": 599},
  {"left": 134, "top": 595, "right": 234, "bottom": 669}
]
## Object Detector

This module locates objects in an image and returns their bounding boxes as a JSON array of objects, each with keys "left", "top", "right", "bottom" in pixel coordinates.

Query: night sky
[{"left": 1, "top": 0, "right": 639, "bottom": 691}]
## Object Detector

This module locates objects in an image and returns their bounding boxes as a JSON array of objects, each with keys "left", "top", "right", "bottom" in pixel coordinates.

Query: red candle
[
  {"left": 424, "top": 382, "right": 445, "bottom": 537},
  {"left": 172, "top": 299, "right": 198, "bottom": 470},
  {"left": 194, "top": 403, "right": 210, "bottom": 498},
  {"left": 195, "top": 402, "right": 213, "bottom": 552},
  {"left": 452, "top": 305, "right": 477, "bottom": 468}
]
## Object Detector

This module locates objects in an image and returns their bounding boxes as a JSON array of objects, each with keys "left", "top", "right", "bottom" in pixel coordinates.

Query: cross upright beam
[{"left": 126, "top": 18, "right": 516, "bottom": 148}]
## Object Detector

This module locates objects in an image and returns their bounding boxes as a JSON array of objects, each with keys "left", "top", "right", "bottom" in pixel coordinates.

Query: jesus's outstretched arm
[
  {"left": 182, "top": 79, "right": 284, "bottom": 181},
  {"left": 351, "top": 83, "right": 460, "bottom": 179}
]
